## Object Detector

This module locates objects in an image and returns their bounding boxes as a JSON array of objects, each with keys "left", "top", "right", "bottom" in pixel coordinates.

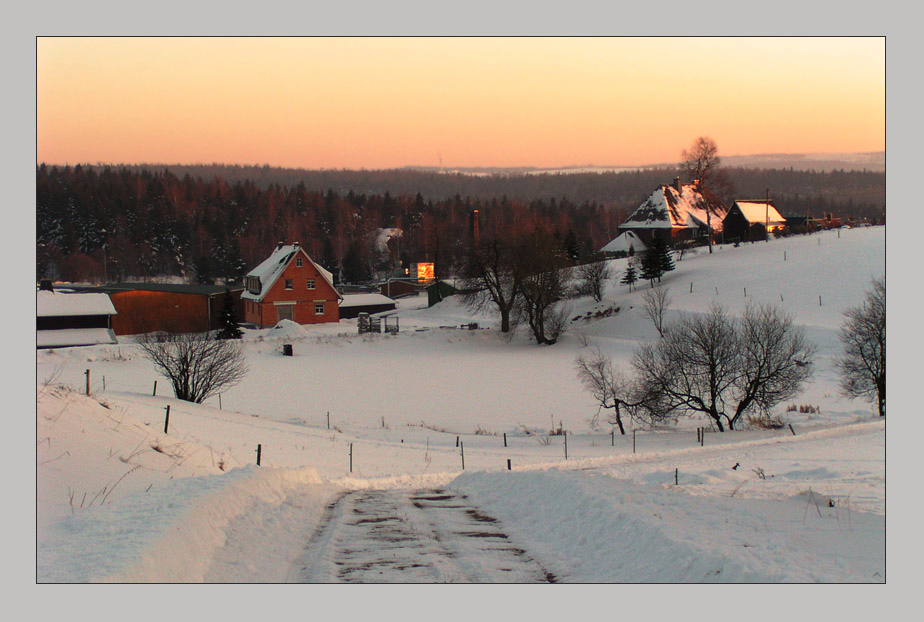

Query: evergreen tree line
[
  {"left": 36, "top": 163, "right": 884, "bottom": 284},
  {"left": 111, "top": 163, "right": 885, "bottom": 209},
  {"left": 36, "top": 164, "right": 625, "bottom": 284}
]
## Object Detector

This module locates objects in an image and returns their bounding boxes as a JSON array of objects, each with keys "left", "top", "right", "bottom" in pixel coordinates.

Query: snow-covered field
[{"left": 35, "top": 227, "right": 888, "bottom": 589}]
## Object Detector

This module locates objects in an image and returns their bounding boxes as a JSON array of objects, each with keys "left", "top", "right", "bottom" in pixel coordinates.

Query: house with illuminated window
[
  {"left": 241, "top": 243, "right": 342, "bottom": 327},
  {"left": 722, "top": 200, "right": 787, "bottom": 243}
]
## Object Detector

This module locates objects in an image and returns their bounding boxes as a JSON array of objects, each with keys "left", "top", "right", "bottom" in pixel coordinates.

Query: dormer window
[
  {"left": 296, "top": 257, "right": 303, "bottom": 267},
  {"left": 247, "top": 276, "right": 261, "bottom": 294}
]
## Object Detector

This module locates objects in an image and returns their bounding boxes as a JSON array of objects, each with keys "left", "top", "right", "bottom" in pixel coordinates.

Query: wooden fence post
[
  {"left": 153, "top": 380, "right": 157, "bottom": 396},
  {"left": 349, "top": 443, "right": 352, "bottom": 472},
  {"left": 507, "top": 459, "right": 511, "bottom": 471},
  {"left": 503, "top": 433, "right": 507, "bottom": 448},
  {"left": 564, "top": 431, "right": 568, "bottom": 460},
  {"left": 460, "top": 441, "right": 465, "bottom": 470},
  {"left": 633, "top": 429, "right": 636, "bottom": 454},
  {"left": 85, "top": 369, "right": 90, "bottom": 395},
  {"left": 256, "top": 444, "right": 262, "bottom": 466},
  {"left": 327, "top": 411, "right": 330, "bottom": 430},
  {"left": 164, "top": 405, "right": 170, "bottom": 434}
]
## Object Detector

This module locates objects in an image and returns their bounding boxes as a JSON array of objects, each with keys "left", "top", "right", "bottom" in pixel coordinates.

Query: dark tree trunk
[
  {"left": 878, "top": 380, "right": 885, "bottom": 417},
  {"left": 500, "top": 307, "right": 511, "bottom": 333},
  {"left": 614, "top": 403, "right": 626, "bottom": 436}
]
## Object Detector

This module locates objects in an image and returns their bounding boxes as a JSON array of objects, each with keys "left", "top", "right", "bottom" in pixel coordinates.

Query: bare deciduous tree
[
  {"left": 837, "top": 277, "right": 885, "bottom": 417},
  {"left": 517, "top": 229, "right": 571, "bottom": 345},
  {"left": 576, "top": 260, "right": 612, "bottom": 302},
  {"left": 732, "top": 304, "right": 817, "bottom": 426},
  {"left": 575, "top": 348, "right": 657, "bottom": 434},
  {"left": 137, "top": 331, "right": 248, "bottom": 403},
  {"left": 680, "top": 137, "right": 732, "bottom": 252},
  {"left": 458, "top": 233, "right": 523, "bottom": 333},
  {"left": 633, "top": 303, "right": 814, "bottom": 431},
  {"left": 640, "top": 286, "right": 672, "bottom": 337}
]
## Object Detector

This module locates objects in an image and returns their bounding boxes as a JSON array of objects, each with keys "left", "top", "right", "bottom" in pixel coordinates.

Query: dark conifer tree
[
  {"left": 640, "top": 241, "right": 663, "bottom": 284},
  {"left": 620, "top": 261, "right": 638, "bottom": 291},
  {"left": 657, "top": 237, "right": 676, "bottom": 277},
  {"left": 217, "top": 289, "right": 243, "bottom": 339},
  {"left": 564, "top": 229, "right": 581, "bottom": 263}
]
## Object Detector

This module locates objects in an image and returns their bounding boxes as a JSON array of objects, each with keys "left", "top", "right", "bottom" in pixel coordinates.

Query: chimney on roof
[
  {"left": 276, "top": 241, "right": 284, "bottom": 250},
  {"left": 673, "top": 177, "right": 682, "bottom": 192},
  {"left": 294, "top": 241, "right": 300, "bottom": 248}
]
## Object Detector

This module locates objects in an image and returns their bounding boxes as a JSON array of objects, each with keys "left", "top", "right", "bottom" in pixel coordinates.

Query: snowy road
[{"left": 287, "top": 488, "right": 557, "bottom": 583}]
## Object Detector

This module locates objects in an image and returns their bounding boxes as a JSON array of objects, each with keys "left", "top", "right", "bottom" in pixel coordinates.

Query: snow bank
[
  {"left": 268, "top": 318, "right": 310, "bottom": 340},
  {"left": 38, "top": 465, "right": 334, "bottom": 582},
  {"left": 450, "top": 468, "right": 884, "bottom": 582},
  {"left": 113, "top": 466, "right": 331, "bottom": 582}
]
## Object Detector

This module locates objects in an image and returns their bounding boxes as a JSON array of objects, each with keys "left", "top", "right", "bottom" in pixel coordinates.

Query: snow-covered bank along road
[
  {"left": 288, "top": 488, "right": 556, "bottom": 583},
  {"left": 450, "top": 467, "right": 884, "bottom": 583}
]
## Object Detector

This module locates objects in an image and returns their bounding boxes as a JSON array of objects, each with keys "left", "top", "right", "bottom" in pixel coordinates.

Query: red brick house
[{"left": 241, "top": 243, "right": 342, "bottom": 327}]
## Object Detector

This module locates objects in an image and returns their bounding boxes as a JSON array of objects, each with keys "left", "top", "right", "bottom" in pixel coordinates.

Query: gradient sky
[{"left": 36, "top": 37, "right": 885, "bottom": 169}]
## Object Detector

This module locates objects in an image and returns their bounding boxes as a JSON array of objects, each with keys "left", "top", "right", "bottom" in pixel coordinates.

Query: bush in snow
[{"left": 137, "top": 331, "right": 248, "bottom": 403}]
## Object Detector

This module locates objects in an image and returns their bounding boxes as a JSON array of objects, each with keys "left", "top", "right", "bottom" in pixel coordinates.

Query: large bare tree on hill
[{"left": 680, "top": 137, "right": 733, "bottom": 252}]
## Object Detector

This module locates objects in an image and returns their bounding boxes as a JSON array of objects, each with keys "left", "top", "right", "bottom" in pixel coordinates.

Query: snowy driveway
[{"left": 287, "top": 488, "right": 557, "bottom": 583}]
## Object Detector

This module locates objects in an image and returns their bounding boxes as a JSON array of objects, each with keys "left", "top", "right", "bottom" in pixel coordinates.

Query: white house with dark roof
[
  {"left": 617, "top": 177, "right": 728, "bottom": 245},
  {"left": 241, "top": 243, "right": 343, "bottom": 327},
  {"left": 37, "top": 289, "right": 118, "bottom": 348},
  {"left": 599, "top": 230, "right": 647, "bottom": 256}
]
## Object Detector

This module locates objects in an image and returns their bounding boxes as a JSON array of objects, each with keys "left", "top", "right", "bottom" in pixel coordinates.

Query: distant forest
[{"left": 36, "top": 163, "right": 884, "bottom": 284}]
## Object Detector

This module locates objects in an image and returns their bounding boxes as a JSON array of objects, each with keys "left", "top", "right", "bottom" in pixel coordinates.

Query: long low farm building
[
  {"left": 339, "top": 293, "right": 398, "bottom": 319},
  {"left": 37, "top": 287, "right": 118, "bottom": 348}
]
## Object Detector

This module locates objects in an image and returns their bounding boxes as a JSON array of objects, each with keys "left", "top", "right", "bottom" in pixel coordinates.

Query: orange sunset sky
[{"left": 36, "top": 37, "right": 885, "bottom": 169}]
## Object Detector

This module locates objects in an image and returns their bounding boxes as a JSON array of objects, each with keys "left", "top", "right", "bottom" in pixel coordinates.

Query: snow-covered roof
[
  {"left": 241, "top": 245, "right": 338, "bottom": 302},
  {"left": 339, "top": 293, "right": 397, "bottom": 308},
  {"left": 599, "top": 231, "right": 647, "bottom": 254},
  {"left": 37, "top": 328, "right": 118, "bottom": 348},
  {"left": 37, "top": 291, "right": 117, "bottom": 317},
  {"left": 619, "top": 183, "right": 727, "bottom": 232},
  {"left": 731, "top": 200, "right": 786, "bottom": 225}
]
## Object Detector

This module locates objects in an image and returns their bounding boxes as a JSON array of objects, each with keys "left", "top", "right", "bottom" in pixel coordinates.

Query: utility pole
[{"left": 765, "top": 188, "right": 770, "bottom": 242}]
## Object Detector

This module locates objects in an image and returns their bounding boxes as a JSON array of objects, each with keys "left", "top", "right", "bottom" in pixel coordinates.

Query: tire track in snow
[{"left": 288, "top": 488, "right": 556, "bottom": 583}]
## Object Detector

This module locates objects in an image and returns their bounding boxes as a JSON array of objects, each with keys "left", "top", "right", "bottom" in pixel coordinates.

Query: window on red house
[{"left": 285, "top": 279, "right": 293, "bottom": 290}]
